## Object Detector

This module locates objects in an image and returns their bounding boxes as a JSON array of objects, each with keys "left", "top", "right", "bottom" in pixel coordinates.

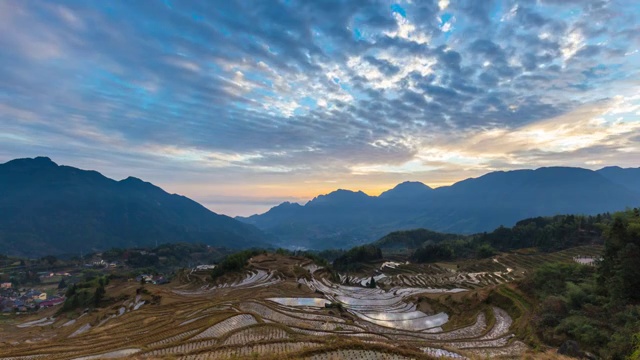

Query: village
[
  {"left": 0, "top": 274, "right": 66, "bottom": 314},
  {"left": 0, "top": 249, "right": 178, "bottom": 315}
]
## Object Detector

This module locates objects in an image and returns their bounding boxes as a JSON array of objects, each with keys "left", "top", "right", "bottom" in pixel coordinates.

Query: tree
[
  {"left": 58, "top": 278, "right": 67, "bottom": 289},
  {"left": 65, "top": 284, "right": 77, "bottom": 298},
  {"left": 102, "top": 248, "right": 124, "bottom": 262},
  {"left": 368, "top": 276, "right": 376, "bottom": 288},
  {"left": 211, "top": 249, "right": 262, "bottom": 280},
  {"left": 613, "top": 243, "right": 640, "bottom": 301},
  {"left": 41, "top": 255, "right": 57, "bottom": 266},
  {"left": 598, "top": 210, "right": 640, "bottom": 301},
  {"left": 94, "top": 285, "right": 105, "bottom": 307},
  {"left": 333, "top": 245, "right": 383, "bottom": 271},
  {"left": 411, "top": 242, "right": 455, "bottom": 263},
  {"left": 477, "top": 243, "right": 496, "bottom": 258},
  {"left": 631, "top": 333, "right": 640, "bottom": 360}
]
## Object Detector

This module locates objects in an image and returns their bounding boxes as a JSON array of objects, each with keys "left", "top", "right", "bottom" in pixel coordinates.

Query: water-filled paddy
[
  {"left": 357, "top": 311, "right": 449, "bottom": 331},
  {"left": 267, "top": 297, "right": 331, "bottom": 307},
  {"left": 0, "top": 251, "right": 530, "bottom": 360}
]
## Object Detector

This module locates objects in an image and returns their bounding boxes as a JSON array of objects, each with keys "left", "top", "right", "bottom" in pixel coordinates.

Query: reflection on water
[
  {"left": 267, "top": 297, "right": 331, "bottom": 307},
  {"left": 362, "top": 311, "right": 433, "bottom": 321},
  {"left": 299, "top": 278, "right": 457, "bottom": 331},
  {"left": 357, "top": 311, "right": 449, "bottom": 331}
]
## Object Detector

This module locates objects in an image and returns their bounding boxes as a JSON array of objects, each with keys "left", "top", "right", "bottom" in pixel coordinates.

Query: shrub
[{"left": 211, "top": 249, "right": 262, "bottom": 280}]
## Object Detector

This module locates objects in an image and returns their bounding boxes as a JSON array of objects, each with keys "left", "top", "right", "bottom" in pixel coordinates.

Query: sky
[{"left": 1, "top": 0, "right": 639, "bottom": 216}]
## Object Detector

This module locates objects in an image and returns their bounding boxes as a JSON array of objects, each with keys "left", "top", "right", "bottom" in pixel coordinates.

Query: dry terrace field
[{"left": 0, "top": 246, "right": 603, "bottom": 360}]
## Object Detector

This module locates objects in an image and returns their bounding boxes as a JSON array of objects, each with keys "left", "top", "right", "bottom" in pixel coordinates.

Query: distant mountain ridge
[
  {"left": 239, "top": 166, "right": 640, "bottom": 249},
  {"left": 0, "top": 157, "right": 270, "bottom": 257},
  {"left": 379, "top": 181, "right": 433, "bottom": 199},
  {"left": 3, "top": 157, "right": 637, "bottom": 256},
  {"left": 597, "top": 166, "right": 640, "bottom": 194}
]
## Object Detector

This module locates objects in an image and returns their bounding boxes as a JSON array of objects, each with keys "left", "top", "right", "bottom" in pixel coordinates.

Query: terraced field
[
  {"left": 0, "top": 247, "right": 602, "bottom": 359},
  {"left": 371, "top": 245, "right": 604, "bottom": 291}
]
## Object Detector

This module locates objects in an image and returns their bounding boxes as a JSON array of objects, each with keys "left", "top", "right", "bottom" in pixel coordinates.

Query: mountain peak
[
  {"left": 379, "top": 181, "right": 432, "bottom": 199},
  {"left": 118, "top": 176, "right": 167, "bottom": 194},
  {"left": 307, "top": 188, "right": 371, "bottom": 206},
  {"left": 596, "top": 166, "right": 640, "bottom": 194},
  {"left": 0, "top": 156, "right": 270, "bottom": 256},
  {"left": 2, "top": 156, "right": 58, "bottom": 168},
  {"left": 276, "top": 201, "right": 302, "bottom": 208},
  {"left": 265, "top": 201, "right": 303, "bottom": 212},
  {"left": 321, "top": 189, "right": 368, "bottom": 197},
  {"left": 599, "top": 165, "right": 623, "bottom": 171},
  {"left": 394, "top": 181, "right": 432, "bottom": 190},
  {"left": 120, "top": 176, "right": 145, "bottom": 183},
  {"left": 33, "top": 156, "right": 55, "bottom": 163}
]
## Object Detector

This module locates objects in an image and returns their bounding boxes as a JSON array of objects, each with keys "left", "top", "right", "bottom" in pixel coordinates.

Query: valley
[
  {"left": 2, "top": 0, "right": 639, "bottom": 357},
  {"left": 0, "top": 157, "right": 638, "bottom": 358}
]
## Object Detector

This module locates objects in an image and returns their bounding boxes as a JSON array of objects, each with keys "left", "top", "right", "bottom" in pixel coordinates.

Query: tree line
[{"left": 410, "top": 213, "right": 610, "bottom": 263}]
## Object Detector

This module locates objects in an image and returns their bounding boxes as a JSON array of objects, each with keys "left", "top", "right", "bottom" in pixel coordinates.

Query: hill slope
[
  {"left": 0, "top": 157, "right": 270, "bottom": 257},
  {"left": 374, "top": 228, "right": 463, "bottom": 251},
  {"left": 596, "top": 166, "right": 640, "bottom": 194},
  {"left": 240, "top": 166, "right": 640, "bottom": 249}
]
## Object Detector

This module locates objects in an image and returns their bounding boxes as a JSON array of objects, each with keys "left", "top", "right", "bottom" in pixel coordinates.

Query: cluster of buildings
[
  {"left": 572, "top": 255, "right": 600, "bottom": 267},
  {"left": 135, "top": 274, "right": 169, "bottom": 285},
  {"left": 0, "top": 284, "right": 65, "bottom": 313},
  {"left": 84, "top": 258, "right": 118, "bottom": 268},
  {"left": 195, "top": 264, "right": 216, "bottom": 271},
  {"left": 38, "top": 271, "right": 71, "bottom": 278}
]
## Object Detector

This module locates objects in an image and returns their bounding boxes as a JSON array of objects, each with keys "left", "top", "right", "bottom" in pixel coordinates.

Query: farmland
[{"left": 0, "top": 246, "right": 603, "bottom": 359}]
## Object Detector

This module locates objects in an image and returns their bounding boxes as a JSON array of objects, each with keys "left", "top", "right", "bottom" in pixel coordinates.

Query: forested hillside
[
  {"left": 336, "top": 209, "right": 640, "bottom": 358},
  {"left": 522, "top": 208, "right": 640, "bottom": 359},
  {"left": 0, "top": 157, "right": 270, "bottom": 256},
  {"left": 373, "top": 213, "right": 609, "bottom": 263}
]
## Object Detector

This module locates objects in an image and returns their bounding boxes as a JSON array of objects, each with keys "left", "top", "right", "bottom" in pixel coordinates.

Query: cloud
[{"left": 0, "top": 0, "right": 638, "bottom": 215}]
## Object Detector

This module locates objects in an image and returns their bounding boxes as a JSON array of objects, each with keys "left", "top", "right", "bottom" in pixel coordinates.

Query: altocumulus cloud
[{"left": 0, "top": 0, "right": 638, "bottom": 215}]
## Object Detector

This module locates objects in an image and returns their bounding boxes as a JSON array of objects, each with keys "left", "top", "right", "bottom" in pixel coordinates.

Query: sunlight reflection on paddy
[
  {"left": 356, "top": 312, "right": 449, "bottom": 331},
  {"left": 267, "top": 297, "right": 331, "bottom": 307}
]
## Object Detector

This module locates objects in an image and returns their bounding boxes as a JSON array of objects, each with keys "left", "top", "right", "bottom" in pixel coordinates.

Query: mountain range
[
  {"left": 239, "top": 166, "right": 640, "bottom": 249},
  {"left": 0, "top": 157, "right": 270, "bottom": 257},
  {"left": 1, "top": 157, "right": 639, "bottom": 256}
]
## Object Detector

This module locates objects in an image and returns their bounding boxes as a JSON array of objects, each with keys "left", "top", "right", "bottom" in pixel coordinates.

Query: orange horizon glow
[{"left": 161, "top": 178, "right": 461, "bottom": 217}]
